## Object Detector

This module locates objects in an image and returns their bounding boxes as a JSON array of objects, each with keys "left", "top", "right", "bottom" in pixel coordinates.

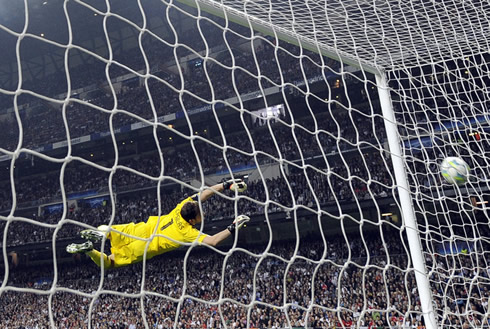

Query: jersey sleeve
[{"left": 182, "top": 226, "right": 208, "bottom": 244}]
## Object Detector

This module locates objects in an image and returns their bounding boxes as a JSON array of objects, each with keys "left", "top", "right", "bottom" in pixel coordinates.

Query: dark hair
[{"left": 180, "top": 201, "right": 200, "bottom": 222}]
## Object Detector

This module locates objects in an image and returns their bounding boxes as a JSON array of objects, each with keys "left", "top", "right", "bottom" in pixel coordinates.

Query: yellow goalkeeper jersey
[
  {"left": 109, "top": 195, "right": 208, "bottom": 266},
  {"left": 150, "top": 195, "right": 208, "bottom": 250}
]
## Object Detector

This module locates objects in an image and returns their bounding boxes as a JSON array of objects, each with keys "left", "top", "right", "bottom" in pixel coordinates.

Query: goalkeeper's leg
[
  {"left": 66, "top": 243, "right": 133, "bottom": 269},
  {"left": 87, "top": 249, "right": 114, "bottom": 269},
  {"left": 66, "top": 241, "right": 115, "bottom": 269},
  {"left": 80, "top": 225, "right": 110, "bottom": 242},
  {"left": 90, "top": 222, "right": 154, "bottom": 267},
  {"left": 80, "top": 222, "right": 148, "bottom": 246},
  {"left": 68, "top": 222, "right": 151, "bottom": 268},
  {"left": 85, "top": 238, "right": 157, "bottom": 268}
]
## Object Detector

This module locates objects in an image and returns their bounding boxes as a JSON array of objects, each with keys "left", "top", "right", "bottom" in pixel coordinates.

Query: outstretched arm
[
  {"left": 198, "top": 178, "right": 247, "bottom": 202},
  {"left": 202, "top": 228, "right": 231, "bottom": 247},
  {"left": 202, "top": 215, "right": 250, "bottom": 247},
  {"left": 199, "top": 183, "right": 225, "bottom": 202}
]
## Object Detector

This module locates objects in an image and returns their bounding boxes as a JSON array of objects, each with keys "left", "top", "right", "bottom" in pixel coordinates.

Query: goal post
[{"left": 376, "top": 73, "right": 437, "bottom": 329}]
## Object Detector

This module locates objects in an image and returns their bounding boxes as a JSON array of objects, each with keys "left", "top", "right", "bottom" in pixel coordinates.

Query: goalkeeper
[{"left": 66, "top": 179, "right": 249, "bottom": 269}]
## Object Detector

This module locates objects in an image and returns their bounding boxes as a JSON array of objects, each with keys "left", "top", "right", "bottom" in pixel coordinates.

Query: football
[{"left": 440, "top": 156, "right": 470, "bottom": 185}]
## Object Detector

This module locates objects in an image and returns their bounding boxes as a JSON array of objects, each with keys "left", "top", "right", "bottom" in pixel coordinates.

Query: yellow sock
[{"left": 87, "top": 250, "right": 112, "bottom": 269}]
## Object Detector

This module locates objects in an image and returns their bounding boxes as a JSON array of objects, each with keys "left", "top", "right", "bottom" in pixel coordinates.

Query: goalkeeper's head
[{"left": 181, "top": 201, "right": 202, "bottom": 225}]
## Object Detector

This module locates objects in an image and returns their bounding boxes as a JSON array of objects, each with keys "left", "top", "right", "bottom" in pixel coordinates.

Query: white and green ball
[{"left": 440, "top": 156, "right": 470, "bottom": 185}]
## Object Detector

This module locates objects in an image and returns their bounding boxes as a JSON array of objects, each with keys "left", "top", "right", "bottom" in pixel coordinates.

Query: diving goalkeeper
[{"left": 66, "top": 179, "right": 249, "bottom": 269}]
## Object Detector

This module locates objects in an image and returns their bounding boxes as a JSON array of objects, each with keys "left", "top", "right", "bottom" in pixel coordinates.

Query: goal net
[
  {"left": 389, "top": 62, "right": 490, "bottom": 328},
  {"left": 0, "top": 0, "right": 489, "bottom": 328}
]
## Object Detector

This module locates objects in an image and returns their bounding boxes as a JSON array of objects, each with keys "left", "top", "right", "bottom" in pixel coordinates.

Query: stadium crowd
[
  {"left": 2, "top": 228, "right": 489, "bottom": 329},
  {"left": 0, "top": 104, "right": 387, "bottom": 211},
  {"left": 1, "top": 5, "right": 490, "bottom": 329},
  {"left": 1, "top": 142, "right": 394, "bottom": 247},
  {"left": 0, "top": 81, "right": 396, "bottom": 248},
  {"left": 0, "top": 27, "right": 339, "bottom": 153},
  {"left": 2, "top": 0, "right": 487, "bottom": 249},
  {"left": 0, "top": 15, "right": 383, "bottom": 227}
]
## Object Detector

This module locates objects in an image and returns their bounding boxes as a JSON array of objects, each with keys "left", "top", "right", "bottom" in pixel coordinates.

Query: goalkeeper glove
[
  {"left": 222, "top": 178, "right": 247, "bottom": 192},
  {"left": 227, "top": 215, "right": 250, "bottom": 234}
]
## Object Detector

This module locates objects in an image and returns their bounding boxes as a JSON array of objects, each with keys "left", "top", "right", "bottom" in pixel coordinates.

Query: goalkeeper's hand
[
  {"left": 222, "top": 178, "right": 247, "bottom": 193},
  {"left": 227, "top": 215, "right": 250, "bottom": 234}
]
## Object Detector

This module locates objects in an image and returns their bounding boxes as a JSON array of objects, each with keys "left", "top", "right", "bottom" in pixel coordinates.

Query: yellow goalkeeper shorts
[{"left": 109, "top": 222, "right": 160, "bottom": 266}]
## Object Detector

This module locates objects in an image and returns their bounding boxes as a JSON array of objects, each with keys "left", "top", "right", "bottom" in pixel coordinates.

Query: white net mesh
[
  {"left": 389, "top": 58, "right": 490, "bottom": 328},
  {"left": 0, "top": 0, "right": 489, "bottom": 328}
]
